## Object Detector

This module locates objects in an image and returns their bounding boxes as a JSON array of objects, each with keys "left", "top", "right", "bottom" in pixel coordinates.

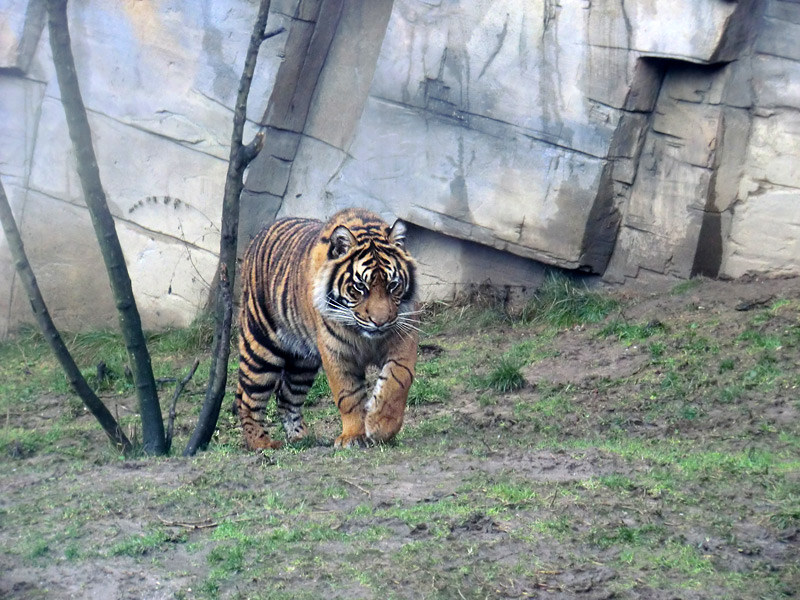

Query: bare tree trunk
[
  {"left": 0, "top": 178, "right": 133, "bottom": 454},
  {"left": 184, "top": 0, "right": 277, "bottom": 456},
  {"left": 46, "top": 0, "right": 165, "bottom": 455}
]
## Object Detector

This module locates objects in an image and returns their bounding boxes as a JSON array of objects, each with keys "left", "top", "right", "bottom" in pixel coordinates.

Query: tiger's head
[{"left": 315, "top": 213, "right": 417, "bottom": 339}]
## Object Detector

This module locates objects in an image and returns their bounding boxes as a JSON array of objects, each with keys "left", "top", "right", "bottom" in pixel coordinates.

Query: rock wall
[
  {"left": 245, "top": 0, "right": 800, "bottom": 290},
  {"left": 1, "top": 0, "right": 799, "bottom": 338},
  {"left": 605, "top": 0, "right": 800, "bottom": 282},
  {"left": 0, "top": 0, "right": 290, "bottom": 337}
]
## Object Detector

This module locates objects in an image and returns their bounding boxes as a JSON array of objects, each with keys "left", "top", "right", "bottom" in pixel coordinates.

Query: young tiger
[{"left": 235, "top": 208, "right": 419, "bottom": 450}]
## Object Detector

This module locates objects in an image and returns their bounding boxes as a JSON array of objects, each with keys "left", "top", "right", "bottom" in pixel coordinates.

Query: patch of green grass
[
  {"left": 504, "top": 338, "right": 556, "bottom": 364},
  {"left": 58, "top": 330, "right": 137, "bottom": 395},
  {"left": 0, "top": 427, "right": 50, "bottom": 456},
  {"left": 408, "top": 348, "right": 482, "bottom": 407},
  {"left": 679, "top": 331, "right": 720, "bottom": 356},
  {"left": 147, "top": 314, "right": 215, "bottom": 356},
  {"left": 650, "top": 351, "right": 714, "bottom": 401},
  {"left": 597, "top": 474, "right": 637, "bottom": 492},
  {"left": 321, "top": 484, "right": 349, "bottom": 500},
  {"left": 408, "top": 359, "right": 452, "bottom": 405},
  {"left": 556, "top": 437, "right": 796, "bottom": 487},
  {"left": 769, "top": 298, "right": 792, "bottom": 311},
  {"left": 483, "top": 357, "right": 525, "bottom": 393},
  {"left": 306, "top": 373, "right": 330, "bottom": 404},
  {"left": 197, "top": 514, "right": 355, "bottom": 596},
  {"left": 408, "top": 376, "right": 451, "bottom": 405},
  {"left": 514, "top": 393, "right": 572, "bottom": 420},
  {"left": 741, "top": 353, "right": 782, "bottom": 388},
  {"left": 522, "top": 272, "right": 618, "bottom": 328},
  {"left": 0, "top": 423, "right": 83, "bottom": 457},
  {"left": 737, "top": 330, "right": 784, "bottom": 351},
  {"left": 69, "top": 324, "right": 218, "bottom": 396},
  {"left": 396, "top": 412, "right": 458, "bottom": 442},
  {"left": 509, "top": 392, "right": 572, "bottom": 440},
  {"left": 718, "top": 384, "right": 743, "bottom": 403},
  {"left": 591, "top": 523, "right": 665, "bottom": 548},
  {"left": 680, "top": 404, "right": 700, "bottom": 420},
  {"left": 487, "top": 482, "right": 538, "bottom": 505},
  {"left": 769, "top": 506, "right": 800, "bottom": 530},
  {"left": 618, "top": 540, "right": 714, "bottom": 579},
  {"left": 380, "top": 495, "right": 484, "bottom": 528},
  {"left": 599, "top": 319, "right": 665, "bottom": 342},
  {"left": 0, "top": 319, "right": 217, "bottom": 439},
  {"left": 207, "top": 541, "right": 246, "bottom": 572},
  {"left": 421, "top": 303, "right": 507, "bottom": 336},
  {"left": 67, "top": 330, "right": 128, "bottom": 364},
  {"left": 655, "top": 541, "right": 716, "bottom": 575},
  {"left": 108, "top": 527, "right": 174, "bottom": 557},
  {"left": 63, "top": 542, "right": 81, "bottom": 561},
  {"left": 670, "top": 279, "right": 702, "bottom": 295},
  {"left": 19, "top": 538, "right": 51, "bottom": 560},
  {"left": 530, "top": 515, "right": 572, "bottom": 535},
  {"left": 766, "top": 477, "right": 800, "bottom": 530},
  {"left": 648, "top": 341, "right": 667, "bottom": 359},
  {"left": 477, "top": 393, "right": 496, "bottom": 407},
  {"left": 0, "top": 328, "right": 71, "bottom": 410}
]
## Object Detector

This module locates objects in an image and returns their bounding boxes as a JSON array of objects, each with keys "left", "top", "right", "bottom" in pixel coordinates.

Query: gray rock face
[
  {"left": 1, "top": 0, "right": 288, "bottom": 336},
  {"left": 1, "top": 0, "right": 799, "bottom": 338},
  {"left": 249, "top": 0, "right": 800, "bottom": 285}
]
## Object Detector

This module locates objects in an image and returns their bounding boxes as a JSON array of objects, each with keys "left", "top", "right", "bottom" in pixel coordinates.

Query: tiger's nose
[
  {"left": 368, "top": 314, "right": 390, "bottom": 327},
  {"left": 366, "top": 306, "right": 393, "bottom": 328}
]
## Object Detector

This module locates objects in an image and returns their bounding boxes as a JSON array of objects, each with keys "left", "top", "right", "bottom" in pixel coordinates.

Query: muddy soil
[{"left": 1, "top": 276, "right": 799, "bottom": 599}]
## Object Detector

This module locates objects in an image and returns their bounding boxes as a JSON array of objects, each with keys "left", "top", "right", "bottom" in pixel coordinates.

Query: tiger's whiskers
[{"left": 324, "top": 294, "right": 357, "bottom": 325}]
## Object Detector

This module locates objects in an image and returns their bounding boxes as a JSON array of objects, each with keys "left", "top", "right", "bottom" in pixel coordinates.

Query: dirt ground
[{"left": 1, "top": 275, "right": 799, "bottom": 599}]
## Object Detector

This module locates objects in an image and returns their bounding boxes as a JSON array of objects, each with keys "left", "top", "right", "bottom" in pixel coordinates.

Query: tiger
[{"left": 235, "top": 208, "right": 419, "bottom": 450}]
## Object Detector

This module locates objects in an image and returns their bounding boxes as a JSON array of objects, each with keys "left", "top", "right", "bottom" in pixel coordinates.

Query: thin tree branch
[
  {"left": 183, "top": 265, "right": 233, "bottom": 456},
  {"left": 165, "top": 357, "right": 201, "bottom": 453},
  {"left": 0, "top": 177, "right": 133, "bottom": 454},
  {"left": 220, "top": 0, "right": 273, "bottom": 283},
  {"left": 184, "top": 0, "right": 273, "bottom": 456},
  {"left": 46, "top": 0, "right": 166, "bottom": 454},
  {"left": 239, "top": 127, "right": 266, "bottom": 166},
  {"left": 263, "top": 26, "right": 285, "bottom": 42}
]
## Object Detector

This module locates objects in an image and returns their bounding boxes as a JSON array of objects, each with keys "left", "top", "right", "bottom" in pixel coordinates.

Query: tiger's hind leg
[
  {"left": 235, "top": 371, "right": 282, "bottom": 450},
  {"left": 236, "top": 335, "right": 285, "bottom": 450},
  {"left": 276, "top": 358, "right": 320, "bottom": 444}
]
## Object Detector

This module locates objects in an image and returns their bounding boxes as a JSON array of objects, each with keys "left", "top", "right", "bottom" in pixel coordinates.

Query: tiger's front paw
[
  {"left": 334, "top": 433, "right": 367, "bottom": 449},
  {"left": 365, "top": 411, "right": 403, "bottom": 444}
]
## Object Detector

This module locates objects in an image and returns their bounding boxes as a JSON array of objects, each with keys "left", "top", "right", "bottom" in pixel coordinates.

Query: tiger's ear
[
  {"left": 388, "top": 220, "right": 407, "bottom": 249},
  {"left": 330, "top": 225, "right": 356, "bottom": 258}
]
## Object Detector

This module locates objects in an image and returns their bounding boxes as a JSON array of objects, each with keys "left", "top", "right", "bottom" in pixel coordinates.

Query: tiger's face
[{"left": 318, "top": 220, "right": 416, "bottom": 338}]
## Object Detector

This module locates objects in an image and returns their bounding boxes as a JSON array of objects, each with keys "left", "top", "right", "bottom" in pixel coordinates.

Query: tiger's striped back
[{"left": 240, "top": 218, "right": 323, "bottom": 359}]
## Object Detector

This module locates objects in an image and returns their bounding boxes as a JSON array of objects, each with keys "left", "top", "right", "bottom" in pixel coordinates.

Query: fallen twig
[
  {"left": 549, "top": 484, "right": 560, "bottom": 508},
  {"left": 339, "top": 477, "right": 371, "bottom": 497},
  {"left": 157, "top": 515, "right": 221, "bottom": 530},
  {"left": 157, "top": 511, "right": 247, "bottom": 530}
]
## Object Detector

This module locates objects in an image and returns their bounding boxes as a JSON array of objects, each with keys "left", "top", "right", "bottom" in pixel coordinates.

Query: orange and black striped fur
[{"left": 235, "top": 208, "right": 419, "bottom": 449}]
